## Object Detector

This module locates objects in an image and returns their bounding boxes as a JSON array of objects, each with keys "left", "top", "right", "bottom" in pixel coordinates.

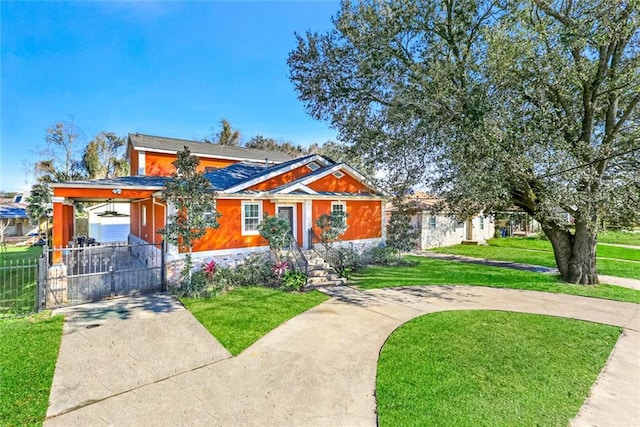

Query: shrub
[
  {"left": 235, "top": 252, "right": 277, "bottom": 287},
  {"left": 258, "top": 215, "right": 293, "bottom": 262},
  {"left": 280, "top": 270, "right": 307, "bottom": 291},
  {"left": 336, "top": 246, "right": 363, "bottom": 277},
  {"left": 365, "top": 246, "right": 399, "bottom": 266}
]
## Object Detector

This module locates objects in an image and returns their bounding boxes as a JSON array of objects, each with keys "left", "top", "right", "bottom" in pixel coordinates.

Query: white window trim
[
  {"left": 141, "top": 205, "right": 147, "bottom": 227},
  {"left": 241, "top": 201, "right": 263, "bottom": 236},
  {"left": 137, "top": 151, "right": 145, "bottom": 175},
  {"left": 429, "top": 215, "right": 437, "bottom": 230},
  {"left": 331, "top": 201, "right": 347, "bottom": 226}
]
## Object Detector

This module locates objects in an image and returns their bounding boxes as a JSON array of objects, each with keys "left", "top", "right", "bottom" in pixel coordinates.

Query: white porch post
[{"left": 302, "top": 200, "right": 312, "bottom": 250}]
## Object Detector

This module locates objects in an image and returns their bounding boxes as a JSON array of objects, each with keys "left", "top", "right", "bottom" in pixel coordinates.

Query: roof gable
[
  {"left": 219, "top": 154, "right": 333, "bottom": 193},
  {"left": 128, "top": 133, "right": 293, "bottom": 164}
]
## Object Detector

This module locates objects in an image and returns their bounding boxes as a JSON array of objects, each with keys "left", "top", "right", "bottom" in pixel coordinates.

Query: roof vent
[
  {"left": 332, "top": 171, "right": 345, "bottom": 179},
  {"left": 307, "top": 162, "right": 320, "bottom": 171}
]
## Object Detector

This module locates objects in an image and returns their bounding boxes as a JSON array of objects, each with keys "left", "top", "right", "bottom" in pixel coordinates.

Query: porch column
[
  {"left": 302, "top": 200, "right": 312, "bottom": 250},
  {"left": 52, "top": 197, "right": 74, "bottom": 262}
]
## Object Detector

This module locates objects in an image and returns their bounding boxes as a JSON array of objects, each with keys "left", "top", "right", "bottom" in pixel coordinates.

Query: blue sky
[{"left": 1, "top": 1, "right": 340, "bottom": 192}]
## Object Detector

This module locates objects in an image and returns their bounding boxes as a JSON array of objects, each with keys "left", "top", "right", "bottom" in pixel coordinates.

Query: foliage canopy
[{"left": 289, "top": 0, "right": 640, "bottom": 284}]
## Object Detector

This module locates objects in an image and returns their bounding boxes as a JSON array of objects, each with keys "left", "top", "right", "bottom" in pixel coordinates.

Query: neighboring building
[
  {"left": 49, "top": 133, "right": 386, "bottom": 280},
  {"left": 388, "top": 192, "right": 495, "bottom": 250},
  {"left": 0, "top": 202, "right": 30, "bottom": 237}
]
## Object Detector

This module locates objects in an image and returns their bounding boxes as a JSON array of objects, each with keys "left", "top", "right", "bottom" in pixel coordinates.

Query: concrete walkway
[{"left": 44, "top": 287, "right": 640, "bottom": 426}]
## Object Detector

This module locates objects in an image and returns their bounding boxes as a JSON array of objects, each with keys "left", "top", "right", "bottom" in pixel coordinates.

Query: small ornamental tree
[
  {"left": 258, "top": 214, "right": 293, "bottom": 262},
  {"left": 315, "top": 210, "right": 348, "bottom": 247},
  {"left": 26, "top": 183, "right": 52, "bottom": 238},
  {"left": 387, "top": 201, "right": 420, "bottom": 254},
  {"left": 160, "top": 146, "right": 220, "bottom": 283}
]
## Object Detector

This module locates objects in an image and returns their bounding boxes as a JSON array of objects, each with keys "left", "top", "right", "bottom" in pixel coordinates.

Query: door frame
[{"left": 276, "top": 204, "right": 297, "bottom": 241}]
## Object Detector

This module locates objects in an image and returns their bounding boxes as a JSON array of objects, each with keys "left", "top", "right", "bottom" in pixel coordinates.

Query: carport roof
[{"left": 51, "top": 176, "right": 169, "bottom": 189}]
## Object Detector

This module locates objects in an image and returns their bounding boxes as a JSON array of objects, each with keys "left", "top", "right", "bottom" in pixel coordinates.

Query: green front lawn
[
  {"left": 0, "top": 246, "right": 41, "bottom": 318},
  {"left": 182, "top": 287, "right": 329, "bottom": 355},
  {"left": 598, "top": 231, "right": 640, "bottom": 246},
  {"left": 377, "top": 311, "right": 621, "bottom": 426},
  {"left": 431, "top": 241, "right": 640, "bottom": 280},
  {"left": 0, "top": 245, "right": 43, "bottom": 262},
  {"left": 0, "top": 313, "right": 64, "bottom": 426},
  {"left": 488, "top": 237, "right": 640, "bottom": 262},
  {"left": 352, "top": 256, "right": 640, "bottom": 304}
]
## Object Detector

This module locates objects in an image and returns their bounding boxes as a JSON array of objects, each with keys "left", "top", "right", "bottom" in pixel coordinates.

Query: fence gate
[{"left": 40, "top": 241, "right": 165, "bottom": 309}]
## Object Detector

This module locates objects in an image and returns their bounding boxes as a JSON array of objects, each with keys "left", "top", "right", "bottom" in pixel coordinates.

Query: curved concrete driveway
[{"left": 45, "top": 286, "right": 640, "bottom": 426}]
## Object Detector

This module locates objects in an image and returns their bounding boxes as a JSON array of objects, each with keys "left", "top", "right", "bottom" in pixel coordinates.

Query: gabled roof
[
  {"left": 218, "top": 154, "right": 333, "bottom": 194},
  {"left": 204, "top": 162, "right": 266, "bottom": 191},
  {"left": 128, "top": 133, "right": 293, "bottom": 163},
  {"left": 270, "top": 162, "right": 385, "bottom": 196}
]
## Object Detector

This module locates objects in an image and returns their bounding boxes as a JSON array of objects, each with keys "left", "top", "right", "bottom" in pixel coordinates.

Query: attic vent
[
  {"left": 332, "top": 171, "right": 345, "bottom": 179},
  {"left": 307, "top": 162, "right": 320, "bottom": 171}
]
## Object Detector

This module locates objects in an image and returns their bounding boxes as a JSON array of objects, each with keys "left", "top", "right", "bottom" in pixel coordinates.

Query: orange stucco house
[{"left": 50, "top": 133, "right": 386, "bottom": 276}]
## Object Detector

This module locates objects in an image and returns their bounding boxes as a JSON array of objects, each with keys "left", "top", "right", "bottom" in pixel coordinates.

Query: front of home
[
  {"left": 388, "top": 192, "right": 495, "bottom": 249},
  {"left": 49, "top": 133, "right": 386, "bottom": 288}
]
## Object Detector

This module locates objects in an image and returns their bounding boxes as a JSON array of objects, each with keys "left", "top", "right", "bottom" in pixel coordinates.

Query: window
[
  {"left": 142, "top": 205, "right": 147, "bottom": 226},
  {"left": 331, "top": 202, "right": 347, "bottom": 227},
  {"left": 242, "top": 201, "right": 262, "bottom": 235},
  {"left": 429, "top": 216, "right": 437, "bottom": 230},
  {"left": 479, "top": 216, "right": 485, "bottom": 230}
]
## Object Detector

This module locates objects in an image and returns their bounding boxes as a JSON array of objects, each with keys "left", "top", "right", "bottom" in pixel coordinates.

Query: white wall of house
[{"left": 417, "top": 213, "right": 495, "bottom": 250}]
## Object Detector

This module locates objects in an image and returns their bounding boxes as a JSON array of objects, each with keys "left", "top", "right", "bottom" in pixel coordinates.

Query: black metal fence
[
  {"left": 0, "top": 258, "right": 40, "bottom": 319},
  {"left": 0, "top": 241, "right": 165, "bottom": 318}
]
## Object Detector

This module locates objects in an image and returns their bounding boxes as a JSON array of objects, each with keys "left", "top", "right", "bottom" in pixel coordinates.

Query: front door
[{"left": 277, "top": 206, "right": 295, "bottom": 237}]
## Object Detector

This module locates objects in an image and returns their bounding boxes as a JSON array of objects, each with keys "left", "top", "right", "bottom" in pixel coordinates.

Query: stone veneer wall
[{"left": 164, "top": 246, "right": 272, "bottom": 288}]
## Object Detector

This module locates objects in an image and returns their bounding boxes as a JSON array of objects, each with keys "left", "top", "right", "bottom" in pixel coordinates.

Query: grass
[
  {"left": 0, "top": 312, "right": 64, "bottom": 426},
  {"left": 352, "top": 256, "right": 640, "bottom": 304},
  {"left": 598, "top": 230, "right": 640, "bottom": 246},
  {"left": 377, "top": 311, "right": 621, "bottom": 426},
  {"left": 181, "top": 287, "right": 329, "bottom": 355},
  {"left": 431, "top": 239, "right": 640, "bottom": 280},
  {"left": 0, "top": 245, "right": 43, "bottom": 262},
  {"left": 488, "top": 237, "right": 640, "bottom": 262},
  {"left": 0, "top": 246, "right": 42, "bottom": 318}
]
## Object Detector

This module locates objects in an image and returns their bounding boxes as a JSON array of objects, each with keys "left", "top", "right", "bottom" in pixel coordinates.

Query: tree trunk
[{"left": 542, "top": 219, "right": 599, "bottom": 285}]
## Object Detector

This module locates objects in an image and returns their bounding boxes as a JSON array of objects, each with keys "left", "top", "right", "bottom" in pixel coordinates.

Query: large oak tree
[{"left": 288, "top": 0, "right": 640, "bottom": 284}]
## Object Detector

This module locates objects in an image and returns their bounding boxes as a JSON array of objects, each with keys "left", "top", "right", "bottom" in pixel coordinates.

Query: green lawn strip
[
  {"left": 0, "top": 313, "right": 64, "bottom": 426},
  {"left": 1, "top": 246, "right": 40, "bottom": 318},
  {"left": 488, "top": 237, "right": 640, "bottom": 262},
  {"left": 598, "top": 231, "right": 640, "bottom": 246},
  {"left": 431, "top": 245, "right": 640, "bottom": 280},
  {"left": 181, "top": 287, "right": 329, "bottom": 356},
  {"left": 377, "top": 311, "right": 621, "bottom": 427},
  {"left": 0, "top": 245, "right": 43, "bottom": 263},
  {"left": 352, "top": 256, "right": 640, "bottom": 304}
]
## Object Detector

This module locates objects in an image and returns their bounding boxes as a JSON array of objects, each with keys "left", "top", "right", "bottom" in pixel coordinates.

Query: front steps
[{"left": 303, "top": 250, "right": 347, "bottom": 287}]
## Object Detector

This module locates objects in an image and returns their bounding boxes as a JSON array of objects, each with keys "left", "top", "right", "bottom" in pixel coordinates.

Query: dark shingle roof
[
  {"left": 129, "top": 133, "right": 294, "bottom": 163},
  {"left": 52, "top": 176, "right": 169, "bottom": 188},
  {"left": 205, "top": 163, "right": 266, "bottom": 191}
]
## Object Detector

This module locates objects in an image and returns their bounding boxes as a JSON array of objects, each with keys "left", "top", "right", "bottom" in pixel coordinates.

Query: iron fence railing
[
  {"left": 0, "top": 257, "right": 40, "bottom": 318},
  {"left": 286, "top": 233, "right": 308, "bottom": 280},
  {"left": 307, "top": 228, "right": 346, "bottom": 273}
]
